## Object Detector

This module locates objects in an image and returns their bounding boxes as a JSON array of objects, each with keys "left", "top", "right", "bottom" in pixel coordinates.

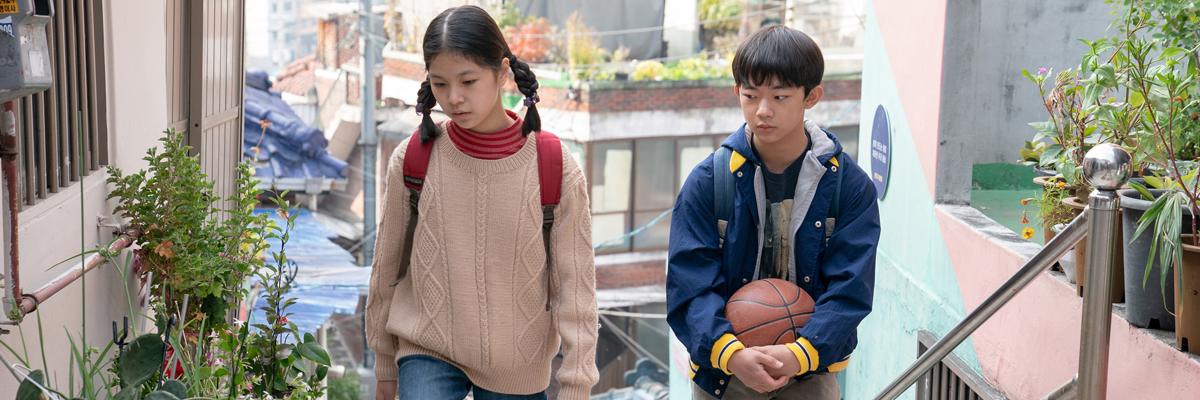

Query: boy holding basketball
[{"left": 667, "top": 25, "right": 880, "bottom": 399}]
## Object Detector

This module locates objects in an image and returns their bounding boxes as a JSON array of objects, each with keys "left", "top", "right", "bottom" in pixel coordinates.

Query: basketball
[{"left": 725, "top": 278, "right": 815, "bottom": 347}]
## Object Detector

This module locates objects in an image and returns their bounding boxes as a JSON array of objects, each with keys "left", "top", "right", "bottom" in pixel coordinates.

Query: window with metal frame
[
  {"left": 16, "top": 0, "right": 109, "bottom": 209},
  {"left": 589, "top": 135, "right": 722, "bottom": 254}
]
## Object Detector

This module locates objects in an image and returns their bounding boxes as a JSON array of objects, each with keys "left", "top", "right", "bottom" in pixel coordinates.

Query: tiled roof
[
  {"left": 272, "top": 55, "right": 318, "bottom": 96},
  {"left": 245, "top": 70, "right": 347, "bottom": 180}
]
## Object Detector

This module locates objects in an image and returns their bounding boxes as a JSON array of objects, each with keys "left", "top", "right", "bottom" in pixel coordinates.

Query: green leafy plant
[
  {"left": 632, "top": 60, "right": 663, "bottom": 81},
  {"left": 8, "top": 130, "right": 331, "bottom": 400},
  {"left": 1035, "top": 180, "right": 1076, "bottom": 229},
  {"left": 699, "top": 0, "right": 742, "bottom": 51},
  {"left": 1021, "top": 67, "right": 1106, "bottom": 188},
  {"left": 326, "top": 368, "right": 362, "bottom": 400},
  {"left": 1019, "top": 140, "right": 1056, "bottom": 169},
  {"left": 494, "top": 2, "right": 536, "bottom": 29},
  {"left": 660, "top": 57, "right": 731, "bottom": 81},
  {"left": 242, "top": 196, "right": 331, "bottom": 398},
  {"left": 1076, "top": 0, "right": 1200, "bottom": 299},
  {"left": 105, "top": 129, "right": 268, "bottom": 334},
  {"left": 566, "top": 11, "right": 610, "bottom": 81}
]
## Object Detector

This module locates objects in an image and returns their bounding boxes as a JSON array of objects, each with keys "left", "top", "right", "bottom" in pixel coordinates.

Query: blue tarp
[
  {"left": 244, "top": 70, "right": 348, "bottom": 180},
  {"left": 249, "top": 209, "right": 369, "bottom": 338}
]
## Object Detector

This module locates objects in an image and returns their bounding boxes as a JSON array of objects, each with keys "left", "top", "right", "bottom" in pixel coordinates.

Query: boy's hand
[
  {"left": 727, "top": 348, "right": 791, "bottom": 393},
  {"left": 753, "top": 345, "right": 802, "bottom": 378}
]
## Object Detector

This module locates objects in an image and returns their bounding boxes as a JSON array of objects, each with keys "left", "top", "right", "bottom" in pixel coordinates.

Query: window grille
[{"left": 17, "top": 0, "right": 109, "bottom": 208}]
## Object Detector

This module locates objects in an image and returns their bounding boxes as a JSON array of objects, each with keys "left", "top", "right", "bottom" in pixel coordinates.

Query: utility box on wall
[{"left": 0, "top": 0, "right": 52, "bottom": 102}]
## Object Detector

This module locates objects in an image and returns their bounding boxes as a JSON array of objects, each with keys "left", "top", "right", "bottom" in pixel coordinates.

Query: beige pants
[{"left": 691, "top": 372, "right": 840, "bottom": 400}]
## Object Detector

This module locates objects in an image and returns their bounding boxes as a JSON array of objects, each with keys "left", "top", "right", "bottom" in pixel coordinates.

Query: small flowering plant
[
  {"left": 130, "top": 194, "right": 330, "bottom": 400},
  {"left": 1019, "top": 180, "right": 1075, "bottom": 242},
  {"left": 242, "top": 194, "right": 331, "bottom": 398},
  {"left": 1020, "top": 0, "right": 1200, "bottom": 296}
]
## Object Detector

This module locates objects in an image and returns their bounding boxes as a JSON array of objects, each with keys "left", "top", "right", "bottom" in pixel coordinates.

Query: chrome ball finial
[{"left": 1082, "top": 143, "right": 1132, "bottom": 191}]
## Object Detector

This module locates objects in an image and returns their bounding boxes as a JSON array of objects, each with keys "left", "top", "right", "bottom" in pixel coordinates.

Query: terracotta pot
[
  {"left": 1177, "top": 235, "right": 1200, "bottom": 354},
  {"left": 1063, "top": 197, "right": 1125, "bottom": 303}
]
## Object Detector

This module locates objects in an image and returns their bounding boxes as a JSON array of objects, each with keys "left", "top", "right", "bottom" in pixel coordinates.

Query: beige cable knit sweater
[{"left": 365, "top": 127, "right": 599, "bottom": 399}]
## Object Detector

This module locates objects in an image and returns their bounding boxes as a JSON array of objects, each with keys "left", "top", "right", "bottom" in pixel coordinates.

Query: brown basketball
[{"left": 725, "top": 278, "right": 815, "bottom": 347}]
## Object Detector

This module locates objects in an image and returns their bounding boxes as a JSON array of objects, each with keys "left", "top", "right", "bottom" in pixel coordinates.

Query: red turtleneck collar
[{"left": 446, "top": 110, "right": 526, "bottom": 160}]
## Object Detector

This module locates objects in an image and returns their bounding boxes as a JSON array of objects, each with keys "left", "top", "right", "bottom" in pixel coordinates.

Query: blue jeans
[{"left": 395, "top": 355, "right": 548, "bottom": 400}]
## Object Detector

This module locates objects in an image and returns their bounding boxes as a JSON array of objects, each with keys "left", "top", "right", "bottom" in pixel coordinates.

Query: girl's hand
[{"left": 376, "top": 381, "right": 398, "bottom": 400}]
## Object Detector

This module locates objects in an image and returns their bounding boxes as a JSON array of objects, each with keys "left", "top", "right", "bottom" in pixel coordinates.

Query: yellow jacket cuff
[
  {"left": 786, "top": 337, "right": 820, "bottom": 375},
  {"left": 711, "top": 333, "right": 745, "bottom": 375}
]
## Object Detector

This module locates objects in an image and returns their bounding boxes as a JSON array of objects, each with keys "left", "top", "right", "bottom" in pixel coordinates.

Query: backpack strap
[
  {"left": 393, "top": 131, "right": 564, "bottom": 310},
  {"left": 825, "top": 153, "right": 845, "bottom": 245},
  {"left": 391, "top": 135, "right": 436, "bottom": 287},
  {"left": 712, "top": 146, "right": 739, "bottom": 249},
  {"left": 536, "top": 132, "right": 563, "bottom": 311}
]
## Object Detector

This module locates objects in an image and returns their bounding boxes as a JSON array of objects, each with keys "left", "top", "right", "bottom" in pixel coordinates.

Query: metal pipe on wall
[
  {"left": 17, "top": 230, "right": 138, "bottom": 315},
  {"left": 1, "top": 101, "right": 21, "bottom": 321}
]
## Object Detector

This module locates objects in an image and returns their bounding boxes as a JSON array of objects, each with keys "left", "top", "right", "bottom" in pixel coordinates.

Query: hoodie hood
[{"left": 721, "top": 119, "right": 843, "bottom": 166}]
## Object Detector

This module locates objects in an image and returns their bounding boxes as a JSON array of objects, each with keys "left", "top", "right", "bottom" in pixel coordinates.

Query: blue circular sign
[{"left": 870, "top": 105, "right": 891, "bottom": 200}]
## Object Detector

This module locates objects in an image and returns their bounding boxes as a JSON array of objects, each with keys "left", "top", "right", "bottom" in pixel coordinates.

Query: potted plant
[
  {"left": 105, "top": 129, "right": 264, "bottom": 335},
  {"left": 15, "top": 131, "right": 333, "bottom": 399},
  {"left": 1097, "top": 0, "right": 1200, "bottom": 349},
  {"left": 1021, "top": 65, "right": 1129, "bottom": 302}
]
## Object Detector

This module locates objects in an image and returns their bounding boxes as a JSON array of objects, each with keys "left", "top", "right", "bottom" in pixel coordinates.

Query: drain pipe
[
  {"left": 1, "top": 101, "right": 21, "bottom": 320},
  {"left": 17, "top": 230, "right": 139, "bottom": 315}
]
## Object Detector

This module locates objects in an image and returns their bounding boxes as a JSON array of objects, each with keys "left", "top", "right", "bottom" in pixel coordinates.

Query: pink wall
[
  {"left": 937, "top": 208, "right": 1200, "bottom": 399},
  {"left": 872, "top": 0, "right": 946, "bottom": 199}
]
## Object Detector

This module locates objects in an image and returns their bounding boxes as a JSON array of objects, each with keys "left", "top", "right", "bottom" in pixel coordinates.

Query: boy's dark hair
[
  {"left": 732, "top": 25, "right": 824, "bottom": 96},
  {"left": 416, "top": 5, "right": 541, "bottom": 143}
]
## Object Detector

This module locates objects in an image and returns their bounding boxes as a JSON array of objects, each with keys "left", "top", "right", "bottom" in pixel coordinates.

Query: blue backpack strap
[
  {"left": 713, "top": 146, "right": 736, "bottom": 249},
  {"left": 825, "top": 153, "right": 845, "bottom": 244}
]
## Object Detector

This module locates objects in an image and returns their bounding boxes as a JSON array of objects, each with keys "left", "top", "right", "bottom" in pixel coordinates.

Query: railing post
[{"left": 1077, "top": 144, "right": 1131, "bottom": 400}]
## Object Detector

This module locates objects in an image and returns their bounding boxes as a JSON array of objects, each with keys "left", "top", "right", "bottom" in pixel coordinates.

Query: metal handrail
[
  {"left": 872, "top": 209, "right": 1089, "bottom": 400},
  {"left": 874, "top": 144, "right": 1131, "bottom": 400}
]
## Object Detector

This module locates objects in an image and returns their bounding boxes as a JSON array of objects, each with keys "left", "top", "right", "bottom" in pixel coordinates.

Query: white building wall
[{"left": 1, "top": 1, "right": 173, "bottom": 391}]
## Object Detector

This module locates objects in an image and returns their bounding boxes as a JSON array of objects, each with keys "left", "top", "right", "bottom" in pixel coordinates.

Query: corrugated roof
[{"left": 250, "top": 209, "right": 369, "bottom": 339}]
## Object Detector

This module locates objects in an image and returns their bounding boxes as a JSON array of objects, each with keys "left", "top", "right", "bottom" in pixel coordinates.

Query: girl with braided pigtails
[{"left": 365, "top": 5, "right": 599, "bottom": 400}]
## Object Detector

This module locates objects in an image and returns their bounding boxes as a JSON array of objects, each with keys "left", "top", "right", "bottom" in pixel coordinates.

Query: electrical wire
[
  {"left": 598, "top": 309, "right": 668, "bottom": 319},
  {"left": 599, "top": 314, "right": 669, "bottom": 371}
]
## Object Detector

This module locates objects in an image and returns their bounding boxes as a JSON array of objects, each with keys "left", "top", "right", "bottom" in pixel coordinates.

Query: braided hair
[{"left": 416, "top": 5, "right": 541, "bottom": 143}]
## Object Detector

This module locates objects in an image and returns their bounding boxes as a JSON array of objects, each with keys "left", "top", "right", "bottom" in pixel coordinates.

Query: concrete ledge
[{"left": 935, "top": 203, "right": 1200, "bottom": 399}]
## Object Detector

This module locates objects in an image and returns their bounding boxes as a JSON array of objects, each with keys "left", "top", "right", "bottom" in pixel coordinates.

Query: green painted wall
[{"left": 841, "top": 5, "right": 981, "bottom": 400}]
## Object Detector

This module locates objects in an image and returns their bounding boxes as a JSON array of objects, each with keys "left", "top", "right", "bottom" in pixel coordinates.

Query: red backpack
[{"left": 392, "top": 131, "right": 563, "bottom": 310}]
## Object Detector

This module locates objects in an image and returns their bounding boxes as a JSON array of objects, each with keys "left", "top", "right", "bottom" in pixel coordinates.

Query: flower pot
[
  {"left": 1035, "top": 176, "right": 1092, "bottom": 202},
  {"left": 1063, "top": 196, "right": 1124, "bottom": 303},
  {"left": 1178, "top": 235, "right": 1200, "bottom": 354},
  {"left": 1118, "top": 189, "right": 1190, "bottom": 330},
  {"left": 1035, "top": 176, "right": 1078, "bottom": 245},
  {"left": 1033, "top": 166, "right": 1057, "bottom": 177},
  {"left": 1060, "top": 246, "right": 1078, "bottom": 282}
]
